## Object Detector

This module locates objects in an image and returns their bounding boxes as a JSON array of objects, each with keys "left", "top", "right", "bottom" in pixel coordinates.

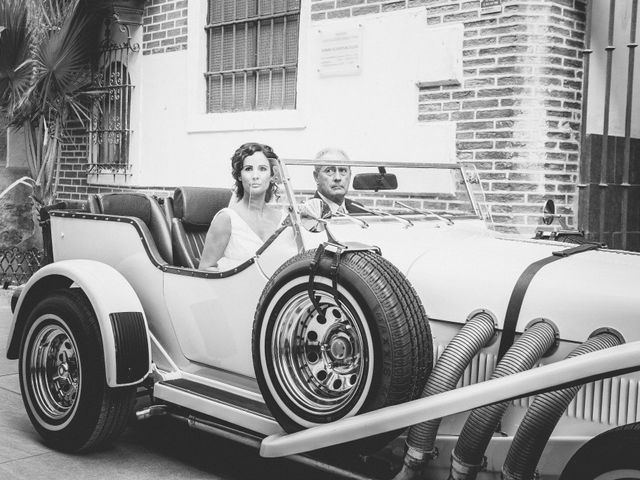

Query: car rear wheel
[
  {"left": 19, "top": 289, "right": 136, "bottom": 452},
  {"left": 253, "top": 249, "right": 432, "bottom": 445},
  {"left": 559, "top": 424, "right": 640, "bottom": 480}
]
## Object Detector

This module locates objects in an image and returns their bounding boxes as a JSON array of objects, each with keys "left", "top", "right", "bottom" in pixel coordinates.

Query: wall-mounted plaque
[{"left": 316, "top": 25, "right": 363, "bottom": 77}]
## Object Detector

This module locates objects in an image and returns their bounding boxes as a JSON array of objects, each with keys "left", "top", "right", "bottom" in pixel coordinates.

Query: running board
[
  {"left": 154, "top": 378, "right": 282, "bottom": 436},
  {"left": 168, "top": 412, "right": 380, "bottom": 480}
]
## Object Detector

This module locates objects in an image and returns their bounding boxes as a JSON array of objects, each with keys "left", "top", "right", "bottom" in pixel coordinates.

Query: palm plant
[{"left": 0, "top": 0, "right": 97, "bottom": 207}]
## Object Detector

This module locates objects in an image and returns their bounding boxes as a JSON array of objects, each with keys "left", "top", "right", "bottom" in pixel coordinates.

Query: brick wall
[
  {"left": 311, "top": 0, "right": 586, "bottom": 235},
  {"left": 56, "top": 121, "right": 173, "bottom": 203},
  {"left": 142, "top": 0, "right": 188, "bottom": 55},
  {"left": 54, "top": 0, "right": 188, "bottom": 202}
]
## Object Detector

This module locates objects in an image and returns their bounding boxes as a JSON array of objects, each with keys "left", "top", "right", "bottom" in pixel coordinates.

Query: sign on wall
[
  {"left": 317, "top": 25, "right": 363, "bottom": 77},
  {"left": 480, "top": 0, "right": 503, "bottom": 15}
]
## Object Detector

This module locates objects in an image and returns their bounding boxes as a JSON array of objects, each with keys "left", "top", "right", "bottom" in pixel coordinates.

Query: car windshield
[{"left": 279, "top": 160, "right": 482, "bottom": 220}]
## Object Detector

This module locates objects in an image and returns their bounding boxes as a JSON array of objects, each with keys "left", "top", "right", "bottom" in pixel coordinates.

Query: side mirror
[
  {"left": 299, "top": 198, "right": 327, "bottom": 233},
  {"left": 352, "top": 173, "right": 398, "bottom": 191},
  {"left": 542, "top": 199, "right": 555, "bottom": 225}
]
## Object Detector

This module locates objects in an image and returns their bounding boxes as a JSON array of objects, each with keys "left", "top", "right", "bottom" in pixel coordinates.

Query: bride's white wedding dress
[{"left": 214, "top": 207, "right": 283, "bottom": 270}]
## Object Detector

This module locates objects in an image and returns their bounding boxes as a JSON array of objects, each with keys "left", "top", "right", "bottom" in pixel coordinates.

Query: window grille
[
  {"left": 205, "top": 0, "right": 300, "bottom": 113},
  {"left": 87, "top": 23, "right": 137, "bottom": 175}
]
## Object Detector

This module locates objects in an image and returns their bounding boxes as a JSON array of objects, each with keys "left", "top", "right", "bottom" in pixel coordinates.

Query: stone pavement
[{"left": 0, "top": 288, "right": 340, "bottom": 480}]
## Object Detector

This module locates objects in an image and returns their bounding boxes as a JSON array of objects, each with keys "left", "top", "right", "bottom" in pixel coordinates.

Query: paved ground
[{"left": 0, "top": 288, "right": 352, "bottom": 480}]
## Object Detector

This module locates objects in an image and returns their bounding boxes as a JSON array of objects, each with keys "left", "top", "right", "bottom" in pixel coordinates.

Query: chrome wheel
[
  {"left": 271, "top": 290, "right": 369, "bottom": 417},
  {"left": 19, "top": 289, "right": 137, "bottom": 452},
  {"left": 28, "top": 320, "right": 80, "bottom": 421}
]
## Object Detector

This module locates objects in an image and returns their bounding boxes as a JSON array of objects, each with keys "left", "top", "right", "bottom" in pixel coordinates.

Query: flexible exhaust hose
[
  {"left": 501, "top": 332, "right": 623, "bottom": 480},
  {"left": 449, "top": 321, "right": 557, "bottom": 480},
  {"left": 394, "top": 312, "right": 496, "bottom": 480}
]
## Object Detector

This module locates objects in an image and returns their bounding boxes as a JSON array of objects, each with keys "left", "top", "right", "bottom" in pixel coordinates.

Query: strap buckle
[
  {"left": 308, "top": 242, "right": 346, "bottom": 318},
  {"left": 552, "top": 242, "right": 602, "bottom": 257}
]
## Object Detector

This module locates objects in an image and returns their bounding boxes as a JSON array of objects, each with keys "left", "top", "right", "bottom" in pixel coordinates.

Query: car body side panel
[
  {"left": 163, "top": 265, "right": 268, "bottom": 378},
  {"left": 406, "top": 236, "right": 640, "bottom": 343},
  {"left": 518, "top": 249, "right": 640, "bottom": 342},
  {"left": 51, "top": 216, "right": 186, "bottom": 372},
  {"left": 316, "top": 217, "right": 492, "bottom": 273},
  {"left": 318, "top": 218, "right": 640, "bottom": 343}
]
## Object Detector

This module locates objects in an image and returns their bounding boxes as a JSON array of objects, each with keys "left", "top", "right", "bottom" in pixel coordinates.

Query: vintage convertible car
[{"left": 6, "top": 159, "right": 640, "bottom": 480}]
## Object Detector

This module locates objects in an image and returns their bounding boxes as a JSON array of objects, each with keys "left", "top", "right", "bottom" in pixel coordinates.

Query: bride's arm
[{"left": 198, "top": 211, "right": 232, "bottom": 270}]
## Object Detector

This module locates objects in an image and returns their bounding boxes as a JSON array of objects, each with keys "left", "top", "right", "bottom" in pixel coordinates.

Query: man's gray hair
[{"left": 313, "top": 148, "right": 350, "bottom": 173}]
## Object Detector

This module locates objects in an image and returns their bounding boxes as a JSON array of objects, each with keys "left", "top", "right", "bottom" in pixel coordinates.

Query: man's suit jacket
[{"left": 313, "top": 191, "right": 368, "bottom": 216}]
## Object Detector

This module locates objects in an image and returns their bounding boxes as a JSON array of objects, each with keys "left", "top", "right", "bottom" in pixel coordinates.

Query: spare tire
[{"left": 252, "top": 248, "right": 432, "bottom": 437}]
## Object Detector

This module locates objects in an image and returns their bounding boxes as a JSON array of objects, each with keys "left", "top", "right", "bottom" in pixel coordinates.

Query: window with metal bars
[
  {"left": 88, "top": 37, "right": 136, "bottom": 174},
  {"left": 205, "top": 0, "right": 300, "bottom": 113}
]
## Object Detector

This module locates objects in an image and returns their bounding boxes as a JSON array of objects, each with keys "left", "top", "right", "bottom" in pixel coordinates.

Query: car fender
[{"left": 6, "top": 259, "right": 151, "bottom": 387}]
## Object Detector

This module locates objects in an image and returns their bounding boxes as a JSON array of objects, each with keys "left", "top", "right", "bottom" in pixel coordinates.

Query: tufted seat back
[
  {"left": 88, "top": 192, "right": 173, "bottom": 264},
  {"left": 171, "top": 186, "right": 232, "bottom": 268}
]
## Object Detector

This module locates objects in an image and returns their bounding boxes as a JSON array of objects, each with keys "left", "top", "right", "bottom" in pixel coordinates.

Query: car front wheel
[{"left": 19, "top": 289, "right": 135, "bottom": 452}]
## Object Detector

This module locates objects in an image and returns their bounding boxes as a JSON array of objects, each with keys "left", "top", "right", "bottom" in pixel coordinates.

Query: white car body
[{"left": 7, "top": 160, "right": 640, "bottom": 480}]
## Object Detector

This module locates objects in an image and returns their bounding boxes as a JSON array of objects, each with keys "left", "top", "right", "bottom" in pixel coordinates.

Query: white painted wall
[
  {"left": 587, "top": 0, "right": 640, "bottom": 137},
  {"left": 113, "top": 3, "right": 460, "bottom": 189}
]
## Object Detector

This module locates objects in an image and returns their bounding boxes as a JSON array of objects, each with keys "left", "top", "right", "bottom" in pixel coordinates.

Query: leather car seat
[
  {"left": 87, "top": 194, "right": 101, "bottom": 214},
  {"left": 88, "top": 192, "right": 173, "bottom": 264},
  {"left": 171, "top": 186, "right": 232, "bottom": 268},
  {"left": 162, "top": 196, "right": 175, "bottom": 227}
]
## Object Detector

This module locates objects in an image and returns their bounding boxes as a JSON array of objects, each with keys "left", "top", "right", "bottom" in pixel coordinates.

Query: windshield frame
[{"left": 277, "top": 158, "right": 482, "bottom": 219}]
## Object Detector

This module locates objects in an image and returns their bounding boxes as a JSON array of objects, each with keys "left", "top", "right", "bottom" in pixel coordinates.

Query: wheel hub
[
  {"left": 323, "top": 327, "right": 358, "bottom": 373},
  {"left": 29, "top": 323, "right": 80, "bottom": 419},
  {"left": 328, "top": 335, "right": 350, "bottom": 360},
  {"left": 270, "top": 292, "right": 369, "bottom": 416}
]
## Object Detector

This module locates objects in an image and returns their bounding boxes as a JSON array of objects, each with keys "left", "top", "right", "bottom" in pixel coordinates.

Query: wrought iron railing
[
  {"left": 0, "top": 247, "right": 45, "bottom": 286},
  {"left": 87, "top": 17, "right": 138, "bottom": 176}
]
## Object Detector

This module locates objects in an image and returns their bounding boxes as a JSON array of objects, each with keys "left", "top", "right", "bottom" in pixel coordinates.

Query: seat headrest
[
  {"left": 99, "top": 193, "right": 154, "bottom": 225},
  {"left": 173, "top": 187, "right": 232, "bottom": 226}
]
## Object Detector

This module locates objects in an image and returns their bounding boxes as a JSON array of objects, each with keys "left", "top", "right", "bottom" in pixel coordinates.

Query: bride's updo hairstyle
[{"left": 231, "top": 142, "right": 279, "bottom": 202}]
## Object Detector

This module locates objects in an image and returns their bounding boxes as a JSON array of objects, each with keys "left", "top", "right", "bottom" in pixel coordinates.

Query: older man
[{"left": 312, "top": 148, "right": 367, "bottom": 216}]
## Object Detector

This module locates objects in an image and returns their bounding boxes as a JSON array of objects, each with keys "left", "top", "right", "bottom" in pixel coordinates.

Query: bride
[{"left": 199, "top": 142, "right": 284, "bottom": 271}]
